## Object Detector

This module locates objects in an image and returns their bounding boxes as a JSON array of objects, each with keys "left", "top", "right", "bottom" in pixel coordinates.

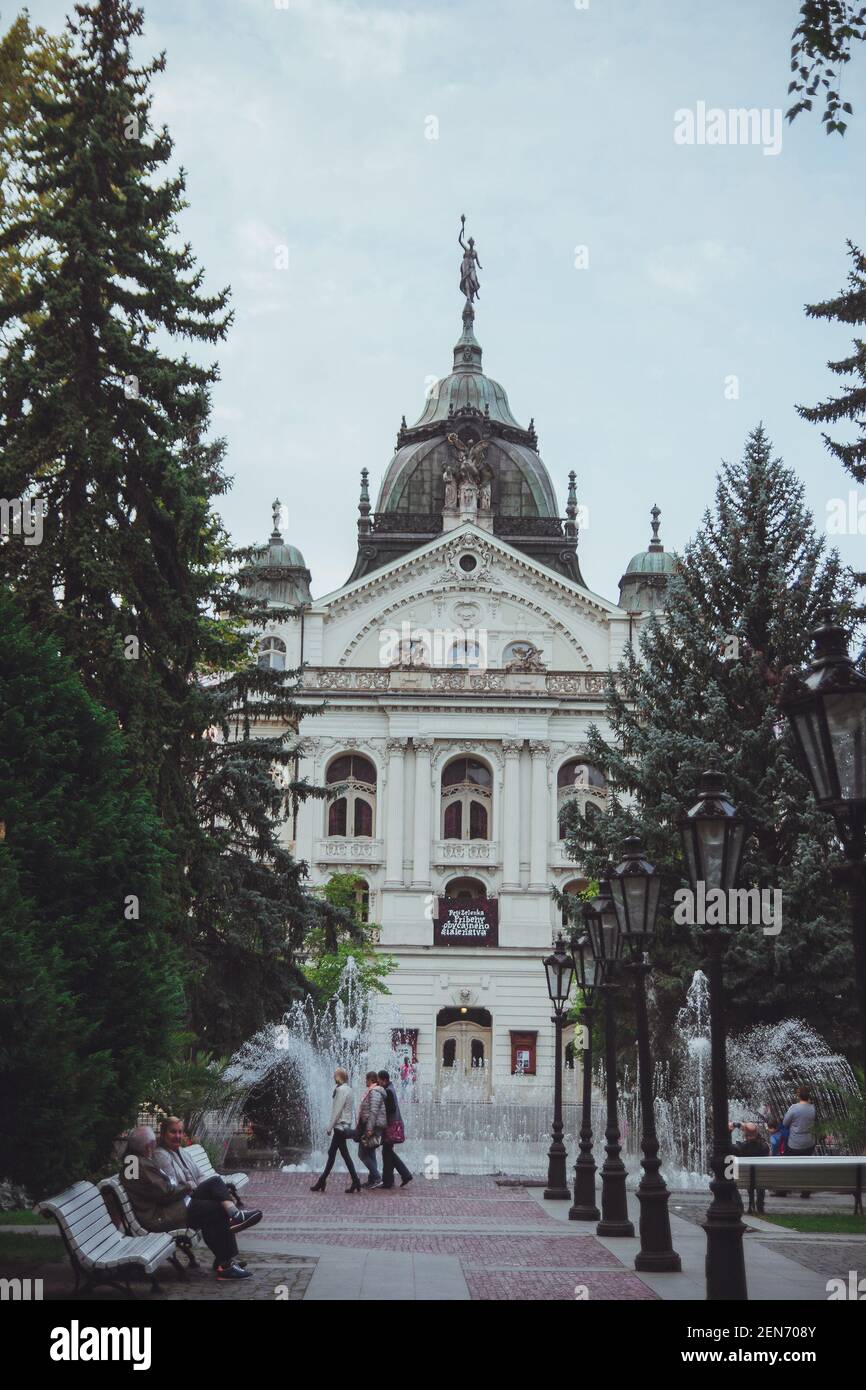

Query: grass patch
[
  {"left": 0, "top": 1210, "right": 41, "bottom": 1225},
  {"left": 0, "top": 1232, "right": 65, "bottom": 1263},
  {"left": 758, "top": 1212, "right": 866, "bottom": 1235}
]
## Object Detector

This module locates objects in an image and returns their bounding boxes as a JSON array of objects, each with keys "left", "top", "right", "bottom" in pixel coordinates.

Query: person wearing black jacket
[{"left": 378, "top": 1069, "right": 413, "bottom": 1190}]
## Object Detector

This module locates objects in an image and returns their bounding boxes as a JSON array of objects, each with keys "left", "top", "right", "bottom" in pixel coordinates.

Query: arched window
[
  {"left": 447, "top": 639, "right": 483, "bottom": 669},
  {"left": 326, "top": 753, "right": 377, "bottom": 839},
  {"left": 442, "top": 1038, "right": 457, "bottom": 1068},
  {"left": 557, "top": 760, "right": 606, "bottom": 840},
  {"left": 471, "top": 1039, "right": 485, "bottom": 1068},
  {"left": 441, "top": 757, "right": 492, "bottom": 840},
  {"left": 560, "top": 877, "right": 589, "bottom": 929},
  {"left": 444, "top": 876, "right": 486, "bottom": 902},
  {"left": 257, "top": 636, "right": 286, "bottom": 671}
]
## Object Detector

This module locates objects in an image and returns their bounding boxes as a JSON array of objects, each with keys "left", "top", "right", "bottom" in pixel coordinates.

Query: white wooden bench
[
  {"left": 37, "top": 1181, "right": 177, "bottom": 1296},
  {"left": 733, "top": 1155, "right": 865, "bottom": 1215},
  {"left": 186, "top": 1143, "right": 249, "bottom": 1194},
  {"left": 98, "top": 1175, "right": 200, "bottom": 1271}
]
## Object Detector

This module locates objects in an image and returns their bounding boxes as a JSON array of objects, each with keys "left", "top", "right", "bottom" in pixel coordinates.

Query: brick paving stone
[
  {"left": 754, "top": 1239, "right": 866, "bottom": 1282},
  {"left": 249, "top": 1229, "right": 621, "bottom": 1266},
  {"left": 464, "top": 1269, "right": 659, "bottom": 1301},
  {"left": 146, "top": 1254, "right": 317, "bottom": 1301},
  {"left": 247, "top": 1172, "right": 554, "bottom": 1225}
]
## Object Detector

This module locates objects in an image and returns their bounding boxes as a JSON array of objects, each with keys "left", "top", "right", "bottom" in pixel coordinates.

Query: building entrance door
[{"left": 436, "top": 1007, "right": 492, "bottom": 1096}]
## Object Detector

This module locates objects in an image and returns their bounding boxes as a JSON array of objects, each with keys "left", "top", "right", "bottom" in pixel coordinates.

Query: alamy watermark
[
  {"left": 379, "top": 623, "right": 489, "bottom": 671},
  {"left": 674, "top": 103, "right": 783, "bottom": 157},
  {"left": 0, "top": 495, "right": 45, "bottom": 545},
  {"left": 673, "top": 883, "right": 782, "bottom": 936}
]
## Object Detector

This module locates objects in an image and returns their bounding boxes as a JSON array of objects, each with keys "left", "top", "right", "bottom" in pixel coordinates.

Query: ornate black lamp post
[
  {"left": 542, "top": 936, "right": 575, "bottom": 1200},
  {"left": 584, "top": 880, "right": 635, "bottom": 1237},
  {"left": 681, "top": 772, "right": 749, "bottom": 1301},
  {"left": 609, "top": 837, "right": 681, "bottom": 1272},
  {"left": 780, "top": 614, "right": 866, "bottom": 1074},
  {"left": 568, "top": 933, "right": 600, "bottom": 1221}
]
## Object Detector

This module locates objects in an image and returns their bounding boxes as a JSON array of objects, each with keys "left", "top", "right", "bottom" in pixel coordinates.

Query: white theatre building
[{"left": 243, "top": 266, "right": 674, "bottom": 1099}]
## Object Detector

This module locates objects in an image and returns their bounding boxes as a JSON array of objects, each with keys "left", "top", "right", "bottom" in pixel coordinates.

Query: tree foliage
[
  {"left": 562, "top": 427, "right": 859, "bottom": 1059},
  {"left": 788, "top": 1, "right": 866, "bottom": 133},
  {"left": 798, "top": 241, "right": 866, "bottom": 485},
  {"left": 0, "top": 587, "right": 183, "bottom": 1196}
]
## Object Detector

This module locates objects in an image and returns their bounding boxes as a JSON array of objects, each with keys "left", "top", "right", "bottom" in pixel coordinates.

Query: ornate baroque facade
[{"left": 247, "top": 238, "right": 674, "bottom": 1095}]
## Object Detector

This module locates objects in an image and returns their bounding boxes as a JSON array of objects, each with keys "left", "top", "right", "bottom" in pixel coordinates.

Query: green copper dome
[
  {"left": 375, "top": 300, "right": 558, "bottom": 521},
  {"left": 618, "top": 505, "right": 675, "bottom": 613},
  {"left": 241, "top": 500, "right": 312, "bottom": 606},
  {"left": 624, "top": 547, "right": 677, "bottom": 576}
]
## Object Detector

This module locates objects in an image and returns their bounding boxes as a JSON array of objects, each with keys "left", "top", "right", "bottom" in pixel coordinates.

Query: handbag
[
  {"left": 359, "top": 1132, "right": 382, "bottom": 1151},
  {"left": 383, "top": 1119, "right": 405, "bottom": 1145}
]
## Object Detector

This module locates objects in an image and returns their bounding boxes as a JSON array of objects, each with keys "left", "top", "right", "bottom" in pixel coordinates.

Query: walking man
[{"left": 378, "top": 1069, "right": 413, "bottom": 1190}]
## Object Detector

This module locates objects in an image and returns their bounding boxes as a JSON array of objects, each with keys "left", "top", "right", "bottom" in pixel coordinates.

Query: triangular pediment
[{"left": 314, "top": 522, "right": 619, "bottom": 618}]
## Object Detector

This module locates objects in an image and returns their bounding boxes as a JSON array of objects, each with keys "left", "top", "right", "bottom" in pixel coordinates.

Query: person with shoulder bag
[
  {"left": 355, "top": 1071, "right": 387, "bottom": 1188},
  {"left": 310, "top": 1068, "right": 362, "bottom": 1194},
  {"left": 378, "top": 1069, "right": 413, "bottom": 1190}
]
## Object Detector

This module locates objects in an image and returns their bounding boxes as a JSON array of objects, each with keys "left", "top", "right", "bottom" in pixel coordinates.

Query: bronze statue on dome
[{"left": 458, "top": 214, "right": 482, "bottom": 303}]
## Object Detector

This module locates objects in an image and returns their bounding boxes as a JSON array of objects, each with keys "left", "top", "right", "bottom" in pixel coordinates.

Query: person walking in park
[
  {"left": 310, "top": 1067, "right": 362, "bottom": 1193},
  {"left": 378, "top": 1068, "right": 413, "bottom": 1190},
  {"left": 782, "top": 1085, "right": 818, "bottom": 1199},
  {"left": 122, "top": 1126, "right": 261, "bottom": 1281},
  {"left": 355, "top": 1070, "right": 387, "bottom": 1188}
]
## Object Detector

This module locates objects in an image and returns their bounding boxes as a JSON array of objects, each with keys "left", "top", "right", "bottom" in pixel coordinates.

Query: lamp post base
[
  {"left": 544, "top": 1140, "right": 571, "bottom": 1200},
  {"left": 569, "top": 1202, "right": 600, "bottom": 1221},
  {"left": 597, "top": 1219, "right": 635, "bottom": 1237},
  {"left": 635, "top": 1248, "right": 682, "bottom": 1272},
  {"left": 597, "top": 1162, "right": 635, "bottom": 1237}
]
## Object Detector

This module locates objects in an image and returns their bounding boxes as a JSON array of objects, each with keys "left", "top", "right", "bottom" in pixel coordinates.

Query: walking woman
[
  {"left": 355, "top": 1071, "right": 387, "bottom": 1188},
  {"left": 310, "top": 1068, "right": 362, "bottom": 1193}
]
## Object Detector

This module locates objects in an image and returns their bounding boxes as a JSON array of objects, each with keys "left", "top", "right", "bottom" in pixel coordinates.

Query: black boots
[{"left": 310, "top": 1177, "right": 326, "bottom": 1192}]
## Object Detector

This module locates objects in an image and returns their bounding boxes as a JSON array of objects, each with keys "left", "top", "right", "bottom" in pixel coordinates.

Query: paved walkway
[
  {"left": 236, "top": 1171, "right": 655, "bottom": 1301},
  {"left": 12, "top": 1172, "right": 863, "bottom": 1301}
]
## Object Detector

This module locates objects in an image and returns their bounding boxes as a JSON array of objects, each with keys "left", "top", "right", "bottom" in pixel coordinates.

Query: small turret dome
[
  {"left": 619, "top": 505, "right": 676, "bottom": 613},
  {"left": 241, "top": 499, "right": 312, "bottom": 607}
]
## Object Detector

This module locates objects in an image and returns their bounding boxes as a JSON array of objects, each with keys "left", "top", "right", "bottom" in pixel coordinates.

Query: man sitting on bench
[{"left": 122, "top": 1126, "right": 261, "bottom": 1282}]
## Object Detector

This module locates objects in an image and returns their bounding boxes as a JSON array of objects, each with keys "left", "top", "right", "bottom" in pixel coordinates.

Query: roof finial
[
  {"left": 271, "top": 498, "right": 283, "bottom": 539},
  {"left": 565, "top": 471, "right": 578, "bottom": 539},
  {"left": 458, "top": 213, "right": 482, "bottom": 304},
  {"left": 358, "top": 467, "right": 371, "bottom": 535},
  {"left": 649, "top": 504, "right": 662, "bottom": 550}
]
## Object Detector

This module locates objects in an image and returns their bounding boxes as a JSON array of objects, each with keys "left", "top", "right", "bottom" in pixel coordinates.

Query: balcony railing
[
  {"left": 314, "top": 837, "right": 385, "bottom": 865},
  {"left": 300, "top": 668, "right": 610, "bottom": 698},
  {"left": 433, "top": 839, "right": 499, "bottom": 867}
]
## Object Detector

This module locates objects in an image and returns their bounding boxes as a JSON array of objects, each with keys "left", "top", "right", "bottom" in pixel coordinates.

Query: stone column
[
  {"left": 529, "top": 740, "right": 551, "bottom": 890},
  {"left": 411, "top": 738, "right": 434, "bottom": 887},
  {"left": 501, "top": 739, "right": 522, "bottom": 888},
  {"left": 294, "top": 736, "right": 319, "bottom": 868},
  {"left": 385, "top": 736, "right": 407, "bottom": 886}
]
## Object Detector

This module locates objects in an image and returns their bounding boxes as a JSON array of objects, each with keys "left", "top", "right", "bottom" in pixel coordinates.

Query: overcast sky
[{"left": 23, "top": 0, "right": 866, "bottom": 603}]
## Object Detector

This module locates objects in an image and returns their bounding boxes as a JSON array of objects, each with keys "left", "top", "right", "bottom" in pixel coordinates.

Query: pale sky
[{"left": 21, "top": 0, "right": 866, "bottom": 603}]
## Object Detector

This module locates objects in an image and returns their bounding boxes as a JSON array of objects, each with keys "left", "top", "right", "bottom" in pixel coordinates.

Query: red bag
[{"left": 383, "top": 1120, "right": 405, "bottom": 1145}]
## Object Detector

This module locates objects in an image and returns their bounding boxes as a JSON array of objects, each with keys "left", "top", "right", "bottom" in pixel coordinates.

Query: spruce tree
[
  {"left": 562, "top": 426, "right": 859, "bottom": 1058},
  {"left": 0, "top": 0, "right": 233, "bottom": 822},
  {"left": 798, "top": 240, "right": 866, "bottom": 483},
  {"left": 0, "top": 588, "right": 183, "bottom": 1196},
  {"left": 0, "top": 3, "right": 336, "bottom": 1052}
]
